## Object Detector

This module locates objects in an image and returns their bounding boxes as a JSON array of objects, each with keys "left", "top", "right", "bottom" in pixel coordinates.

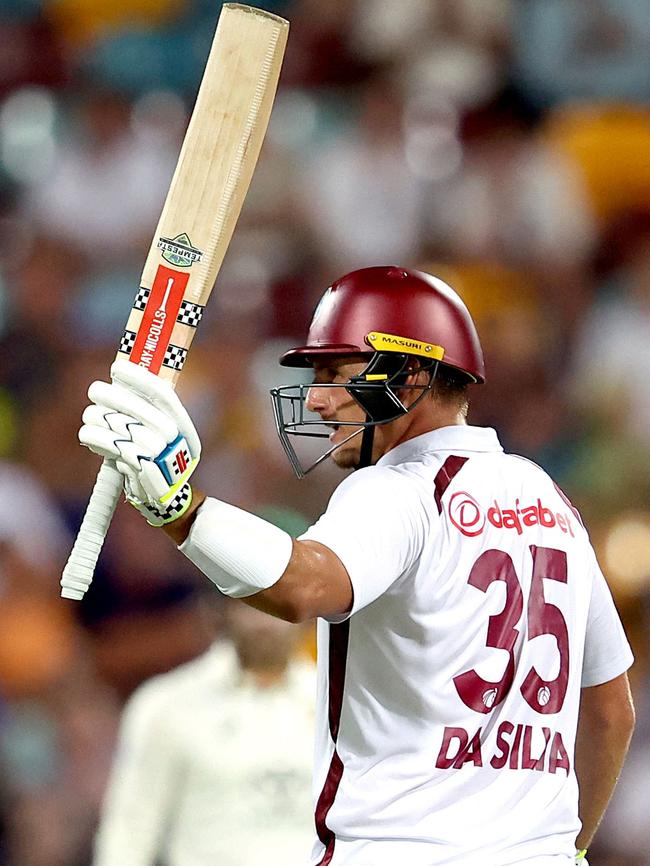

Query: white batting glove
[
  {"left": 575, "top": 850, "right": 588, "bottom": 865},
  {"left": 78, "top": 359, "right": 201, "bottom": 526}
]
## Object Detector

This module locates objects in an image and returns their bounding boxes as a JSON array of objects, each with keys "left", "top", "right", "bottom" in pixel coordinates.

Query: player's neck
[{"left": 384, "top": 403, "right": 467, "bottom": 455}]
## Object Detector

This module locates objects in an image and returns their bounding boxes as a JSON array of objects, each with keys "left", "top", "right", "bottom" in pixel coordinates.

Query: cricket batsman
[{"left": 79, "top": 266, "right": 635, "bottom": 865}]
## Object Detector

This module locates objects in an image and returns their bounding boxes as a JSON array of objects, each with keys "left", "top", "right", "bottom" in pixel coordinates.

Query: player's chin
[{"left": 330, "top": 445, "right": 360, "bottom": 470}]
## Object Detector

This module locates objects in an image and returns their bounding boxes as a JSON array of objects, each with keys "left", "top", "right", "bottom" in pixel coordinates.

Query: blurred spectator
[
  {"left": 0, "top": 461, "right": 74, "bottom": 698},
  {"left": 1, "top": 661, "right": 119, "bottom": 866},
  {"left": 0, "top": 12, "right": 68, "bottom": 97},
  {"left": 26, "top": 84, "right": 177, "bottom": 261},
  {"left": 0, "top": 459, "right": 70, "bottom": 575},
  {"left": 561, "top": 211, "right": 650, "bottom": 519},
  {"left": 424, "top": 261, "right": 586, "bottom": 485},
  {"left": 513, "top": 0, "right": 650, "bottom": 106},
  {"left": 0, "top": 459, "right": 108, "bottom": 866},
  {"left": 77, "top": 505, "right": 212, "bottom": 699},
  {"left": 569, "top": 213, "right": 650, "bottom": 438},
  {"left": 46, "top": 0, "right": 186, "bottom": 47},
  {"left": 0, "top": 234, "right": 80, "bottom": 416},
  {"left": 93, "top": 598, "right": 315, "bottom": 866},
  {"left": 545, "top": 105, "right": 650, "bottom": 226},
  {"left": 426, "top": 88, "right": 596, "bottom": 274},
  {"left": 349, "top": 0, "right": 510, "bottom": 66},
  {"left": 299, "top": 75, "right": 424, "bottom": 272},
  {"left": 281, "top": 0, "right": 374, "bottom": 87}
]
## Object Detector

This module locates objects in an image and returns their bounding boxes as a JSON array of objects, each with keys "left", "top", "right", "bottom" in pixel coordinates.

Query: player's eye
[{"left": 311, "top": 368, "right": 339, "bottom": 385}]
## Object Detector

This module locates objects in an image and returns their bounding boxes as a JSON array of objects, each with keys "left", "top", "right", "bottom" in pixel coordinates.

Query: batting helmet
[
  {"left": 279, "top": 266, "right": 485, "bottom": 383},
  {"left": 271, "top": 266, "right": 485, "bottom": 477}
]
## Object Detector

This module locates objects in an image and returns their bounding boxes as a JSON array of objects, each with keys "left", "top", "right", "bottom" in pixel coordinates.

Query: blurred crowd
[{"left": 0, "top": 0, "right": 649, "bottom": 863}]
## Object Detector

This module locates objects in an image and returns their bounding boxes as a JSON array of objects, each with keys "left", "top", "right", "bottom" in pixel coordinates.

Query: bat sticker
[
  {"left": 130, "top": 266, "right": 189, "bottom": 374},
  {"left": 162, "top": 344, "right": 188, "bottom": 372},
  {"left": 119, "top": 332, "right": 188, "bottom": 372},
  {"left": 157, "top": 233, "right": 203, "bottom": 268},
  {"left": 131, "top": 290, "right": 204, "bottom": 329},
  {"left": 119, "top": 329, "right": 137, "bottom": 355},
  {"left": 177, "top": 300, "right": 204, "bottom": 327},
  {"left": 133, "top": 288, "right": 149, "bottom": 311}
]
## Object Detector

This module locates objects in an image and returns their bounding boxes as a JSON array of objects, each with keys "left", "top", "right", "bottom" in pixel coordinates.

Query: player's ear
[
  {"left": 402, "top": 359, "right": 429, "bottom": 388},
  {"left": 406, "top": 360, "right": 423, "bottom": 379}
]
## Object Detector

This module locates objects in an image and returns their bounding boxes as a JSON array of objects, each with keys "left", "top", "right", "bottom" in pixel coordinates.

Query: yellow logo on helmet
[{"left": 366, "top": 332, "right": 445, "bottom": 360}]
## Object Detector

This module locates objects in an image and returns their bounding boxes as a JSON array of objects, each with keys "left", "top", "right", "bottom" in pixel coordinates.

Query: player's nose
[{"left": 305, "top": 384, "right": 332, "bottom": 416}]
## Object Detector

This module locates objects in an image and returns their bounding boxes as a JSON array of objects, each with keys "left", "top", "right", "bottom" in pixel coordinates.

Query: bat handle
[{"left": 60, "top": 460, "right": 123, "bottom": 600}]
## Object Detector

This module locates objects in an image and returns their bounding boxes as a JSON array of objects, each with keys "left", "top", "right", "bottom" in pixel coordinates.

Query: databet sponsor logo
[{"left": 448, "top": 492, "right": 575, "bottom": 538}]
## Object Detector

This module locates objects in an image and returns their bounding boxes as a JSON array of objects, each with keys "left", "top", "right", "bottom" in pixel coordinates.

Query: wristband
[
  {"left": 132, "top": 483, "right": 193, "bottom": 526},
  {"left": 125, "top": 481, "right": 193, "bottom": 526},
  {"left": 179, "top": 497, "right": 293, "bottom": 597}
]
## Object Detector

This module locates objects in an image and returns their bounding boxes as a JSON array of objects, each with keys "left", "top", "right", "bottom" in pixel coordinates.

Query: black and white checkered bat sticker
[{"left": 132, "top": 288, "right": 204, "bottom": 327}]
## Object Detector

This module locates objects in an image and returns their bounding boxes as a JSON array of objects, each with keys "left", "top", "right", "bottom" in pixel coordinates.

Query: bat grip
[{"left": 60, "top": 460, "right": 123, "bottom": 600}]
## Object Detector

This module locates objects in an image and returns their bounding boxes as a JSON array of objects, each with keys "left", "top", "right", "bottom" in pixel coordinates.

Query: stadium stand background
[{"left": 0, "top": 1, "right": 649, "bottom": 863}]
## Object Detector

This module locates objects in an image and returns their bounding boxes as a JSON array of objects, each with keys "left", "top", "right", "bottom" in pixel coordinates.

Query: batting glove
[
  {"left": 78, "top": 359, "right": 201, "bottom": 526},
  {"left": 575, "top": 850, "right": 588, "bottom": 865}
]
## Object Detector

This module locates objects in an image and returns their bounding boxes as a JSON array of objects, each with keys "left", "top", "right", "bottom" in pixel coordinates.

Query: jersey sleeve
[
  {"left": 300, "top": 465, "right": 431, "bottom": 621},
  {"left": 93, "top": 681, "right": 183, "bottom": 866},
  {"left": 581, "top": 553, "right": 634, "bottom": 687}
]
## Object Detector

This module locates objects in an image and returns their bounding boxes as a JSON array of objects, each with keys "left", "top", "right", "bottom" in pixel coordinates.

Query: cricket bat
[{"left": 61, "top": 3, "right": 289, "bottom": 600}]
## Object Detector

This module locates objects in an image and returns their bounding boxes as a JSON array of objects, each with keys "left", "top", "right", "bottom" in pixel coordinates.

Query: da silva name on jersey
[{"left": 436, "top": 722, "right": 571, "bottom": 776}]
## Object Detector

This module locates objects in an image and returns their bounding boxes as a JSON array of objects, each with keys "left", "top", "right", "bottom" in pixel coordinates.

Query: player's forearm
[
  {"left": 574, "top": 675, "right": 635, "bottom": 849},
  {"left": 575, "top": 729, "right": 630, "bottom": 849}
]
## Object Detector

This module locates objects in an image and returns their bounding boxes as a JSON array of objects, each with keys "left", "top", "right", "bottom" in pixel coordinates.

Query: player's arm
[
  {"left": 235, "top": 537, "right": 354, "bottom": 622},
  {"left": 79, "top": 362, "right": 427, "bottom": 623},
  {"left": 79, "top": 363, "right": 354, "bottom": 621},
  {"left": 165, "top": 495, "right": 354, "bottom": 621},
  {"left": 574, "top": 672, "right": 635, "bottom": 851},
  {"left": 162, "top": 456, "right": 426, "bottom": 622}
]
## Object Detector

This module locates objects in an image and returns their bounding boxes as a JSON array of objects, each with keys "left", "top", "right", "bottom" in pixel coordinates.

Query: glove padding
[{"left": 79, "top": 359, "right": 201, "bottom": 525}]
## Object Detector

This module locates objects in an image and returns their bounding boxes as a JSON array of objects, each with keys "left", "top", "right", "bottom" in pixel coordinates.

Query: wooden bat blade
[
  {"left": 119, "top": 3, "right": 289, "bottom": 385},
  {"left": 61, "top": 4, "right": 289, "bottom": 600}
]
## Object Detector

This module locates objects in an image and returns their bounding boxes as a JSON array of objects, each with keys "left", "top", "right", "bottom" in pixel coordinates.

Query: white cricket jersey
[
  {"left": 300, "top": 425, "right": 633, "bottom": 866},
  {"left": 93, "top": 643, "right": 316, "bottom": 866}
]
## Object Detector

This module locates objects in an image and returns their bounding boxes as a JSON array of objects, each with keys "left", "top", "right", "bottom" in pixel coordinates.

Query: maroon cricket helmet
[{"left": 279, "top": 266, "right": 485, "bottom": 383}]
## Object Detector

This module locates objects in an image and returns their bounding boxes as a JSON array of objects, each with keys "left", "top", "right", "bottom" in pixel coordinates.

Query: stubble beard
[
  {"left": 331, "top": 446, "right": 360, "bottom": 470},
  {"left": 330, "top": 425, "right": 376, "bottom": 470}
]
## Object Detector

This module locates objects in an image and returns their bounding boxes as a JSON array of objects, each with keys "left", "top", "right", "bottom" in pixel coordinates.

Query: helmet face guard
[{"left": 270, "top": 352, "right": 438, "bottom": 478}]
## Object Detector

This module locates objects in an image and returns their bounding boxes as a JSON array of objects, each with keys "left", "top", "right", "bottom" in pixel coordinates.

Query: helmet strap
[{"left": 357, "top": 415, "right": 375, "bottom": 470}]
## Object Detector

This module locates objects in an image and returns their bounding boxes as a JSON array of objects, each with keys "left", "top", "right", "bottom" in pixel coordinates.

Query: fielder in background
[
  {"left": 93, "top": 594, "right": 315, "bottom": 866},
  {"left": 79, "top": 266, "right": 635, "bottom": 866}
]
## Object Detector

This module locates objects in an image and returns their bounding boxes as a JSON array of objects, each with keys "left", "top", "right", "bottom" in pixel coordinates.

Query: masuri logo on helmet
[{"left": 366, "top": 332, "right": 446, "bottom": 360}]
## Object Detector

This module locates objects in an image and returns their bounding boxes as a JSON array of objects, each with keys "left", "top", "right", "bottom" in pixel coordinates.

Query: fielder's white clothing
[
  {"left": 300, "top": 425, "right": 633, "bottom": 866},
  {"left": 93, "top": 642, "right": 316, "bottom": 866}
]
